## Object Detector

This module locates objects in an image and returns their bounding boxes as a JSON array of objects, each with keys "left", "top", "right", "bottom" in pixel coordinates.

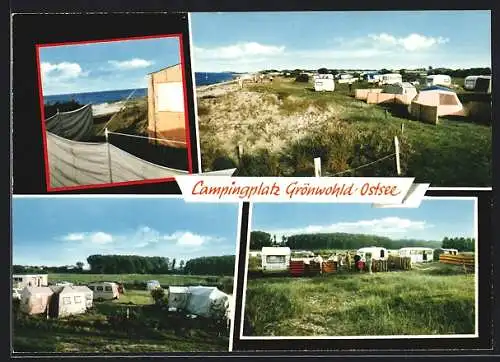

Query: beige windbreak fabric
[{"left": 46, "top": 132, "right": 188, "bottom": 188}]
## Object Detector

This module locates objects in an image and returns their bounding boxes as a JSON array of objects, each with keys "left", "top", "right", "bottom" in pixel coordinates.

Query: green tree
[
  {"left": 249, "top": 231, "right": 273, "bottom": 250},
  {"left": 76, "top": 261, "right": 84, "bottom": 270}
]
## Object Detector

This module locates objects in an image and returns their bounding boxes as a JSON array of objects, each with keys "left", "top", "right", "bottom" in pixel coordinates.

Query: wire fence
[{"left": 321, "top": 152, "right": 397, "bottom": 177}]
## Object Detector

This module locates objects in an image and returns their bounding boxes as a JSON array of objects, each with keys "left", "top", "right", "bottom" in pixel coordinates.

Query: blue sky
[
  {"left": 39, "top": 36, "right": 181, "bottom": 95},
  {"left": 12, "top": 197, "right": 239, "bottom": 267},
  {"left": 190, "top": 11, "right": 491, "bottom": 72},
  {"left": 251, "top": 198, "right": 476, "bottom": 242}
]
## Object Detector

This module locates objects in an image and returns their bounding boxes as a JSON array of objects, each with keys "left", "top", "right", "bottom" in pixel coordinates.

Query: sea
[{"left": 43, "top": 72, "right": 236, "bottom": 105}]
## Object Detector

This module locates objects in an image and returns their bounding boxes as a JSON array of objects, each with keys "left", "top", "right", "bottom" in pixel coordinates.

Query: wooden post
[
  {"left": 237, "top": 144, "right": 244, "bottom": 162},
  {"left": 394, "top": 136, "right": 401, "bottom": 176},
  {"left": 314, "top": 157, "right": 321, "bottom": 177},
  {"left": 401, "top": 123, "right": 405, "bottom": 134},
  {"left": 104, "top": 128, "right": 114, "bottom": 183}
]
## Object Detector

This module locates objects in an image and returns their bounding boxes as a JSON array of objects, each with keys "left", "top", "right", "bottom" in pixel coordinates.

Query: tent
[
  {"left": 185, "top": 286, "right": 230, "bottom": 320},
  {"left": 72, "top": 286, "right": 94, "bottom": 309},
  {"left": 147, "top": 63, "right": 187, "bottom": 148},
  {"left": 382, "top": 82, "right": 417, "bottom": 99},
  {"left": 45, "top": 104, "right": 94, "bottom": 141},
  {"left": 410, "top": 86, "right": 465, "bottom": 117},
  {"left": 167, "top": 286, "right": 190, "bottom": 310},
  {"left": 48, "top": 286, "right": 89, "bottom": 318},
  {"left": 19, "top": 286, "right": 54, "bottom": 315}
]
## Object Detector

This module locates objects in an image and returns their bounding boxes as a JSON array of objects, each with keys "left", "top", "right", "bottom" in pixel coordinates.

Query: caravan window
[
  {"left": 63, "top": 297, "right": 71, "bottom": 305},
  {"left": 13, "top": 277, "right": 22, "bottom": 282},
  {"left": 380, "top": 250, "right": 385, "bottom": 258},
  {"left": 74, "top": 296, "right": 82, "bottom": 304},
  {"left": 96, "top": 286, "right": 104, "bottom": 292},
  {"left": 105, "top": 286, "right": 112, "bottom": 292},
  {"left": 266, "top": 255, "right": 286, "bottom": 264}
]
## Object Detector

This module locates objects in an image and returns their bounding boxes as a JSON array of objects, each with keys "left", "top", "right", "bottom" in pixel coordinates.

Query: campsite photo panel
[
  {"left": 232, "top": 190, "right": 493, "bottom": 352},
  {"left": 190, "top": 11, "right": 492, "bottom": 188},
  {"left": 11, "top": 195, "right": 242, "bottom": 353},
  {"left": 12, "top": 13, "right": 201, "bottom": 195}
]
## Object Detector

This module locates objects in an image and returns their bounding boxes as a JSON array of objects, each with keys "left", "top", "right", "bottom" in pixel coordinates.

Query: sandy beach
[{"left": 92, "top": 101, "right": 126, "bottom": 117}]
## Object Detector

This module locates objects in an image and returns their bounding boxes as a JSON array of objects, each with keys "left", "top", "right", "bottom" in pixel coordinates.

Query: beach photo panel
[
  {"left": 231, "top": 191, "right": 492, "bottom": 351},
  {"left": 189, "top": 11, "right": 492, "bottom": 188},
  {"left": 11, "top": 195, "right": 243, "bottom": 353},
  {"left": 12, "top": 13, "right": 201, "bottom": 194}
]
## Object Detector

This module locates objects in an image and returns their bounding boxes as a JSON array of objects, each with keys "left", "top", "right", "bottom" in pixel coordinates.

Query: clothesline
[{"left": 106, "top": 130, "right": 187, "bottom": 146}]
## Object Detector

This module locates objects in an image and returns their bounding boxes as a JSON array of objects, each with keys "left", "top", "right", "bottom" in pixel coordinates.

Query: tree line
[
  {"left": 250, "top": 230, "right": 444, "bottom": 251},
  {"left": 13, "top": 254, "right": 235, "bottom": 276},
  {"left": 441, "top": 237, "right": 475, "bottom": 252}
]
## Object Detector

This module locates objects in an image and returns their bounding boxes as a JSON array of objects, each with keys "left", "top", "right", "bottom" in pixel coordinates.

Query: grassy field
[
  {"left": 243, "top": 263, "right": 475, "bottom": 337},
  {"left": 13, "top": 274, "right": 233, "bottom": 352},
  {"left": 198, "top": 77, "right": 491, "bottom": 186}
]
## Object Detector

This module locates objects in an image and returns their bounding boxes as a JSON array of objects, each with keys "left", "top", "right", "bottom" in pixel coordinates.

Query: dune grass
[
  {"left": 243, "top": 263, "right": 475, "bottom": 337},
  {"left": 198, "top": 77, "right": 491, "bottom": 186}
]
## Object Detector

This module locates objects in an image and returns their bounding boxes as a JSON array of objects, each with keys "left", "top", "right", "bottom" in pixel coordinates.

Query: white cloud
[
  {"left": 194, "top": 42, "right": 285, "bottom": 60},
  {"left": 368, "top": 33, "right": 449, "bottom": 51},
  {"left": 62, "top": 233, "right": 85, "bottom": 241},
  {"left": 163, "top": 231, "right": 217, "bottom": 246},
  {"left": 61, "top": 231, "right": 113, "bottom": 244},
  {"left": 265, "top": 217, "right": 432, "bottom": 241},
  {"left": 108, "top": 58, "right": 154, "bottom": 69},
  {"left": 41, "top": 61, "right": 86, "bottom": 80},
  {"left": 192, "top": 33, "right": 458, "bottom": 72}
]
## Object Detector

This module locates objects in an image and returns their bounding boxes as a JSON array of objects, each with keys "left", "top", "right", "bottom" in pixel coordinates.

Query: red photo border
[{"left": 35, "top": 33, "right": 194, "bottom": 192}]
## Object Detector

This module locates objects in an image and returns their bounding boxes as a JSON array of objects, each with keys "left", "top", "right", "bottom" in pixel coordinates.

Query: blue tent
[{"left": 420, "top": 85, "right": 454, "bottom": 92}]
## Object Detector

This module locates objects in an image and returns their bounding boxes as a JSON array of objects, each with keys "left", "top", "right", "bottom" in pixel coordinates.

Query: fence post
[
  {"left": 401, "top": 123, "right": 405, "bottom": 134},
  {"left": 105, "top": 128, "right": 114, "bottom": 183},
  {"left": 394, "top": 136, "right": 401, "bottom": 176},
  {"left": 314, "top": 157, "right": 321, "bottom": 177}
]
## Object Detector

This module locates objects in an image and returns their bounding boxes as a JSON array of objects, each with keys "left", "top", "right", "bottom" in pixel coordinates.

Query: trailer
[
  {"left": 356, "top": 246, "right": 389, "bottom": 262},
  {"left": 398, "top": 247, "right": 434, "bottom": 263},
  {"left": 261, "top": 247, "right": 291, "bottom": 274},
  {"left": 378, "top": 73, "right": 402, "bottom": 85},
  {"left": 426, "top": 74, "right": 452, "bottom": 87},
  {"left": 313, "top": 74, "right": 335, "bottom": 91}
]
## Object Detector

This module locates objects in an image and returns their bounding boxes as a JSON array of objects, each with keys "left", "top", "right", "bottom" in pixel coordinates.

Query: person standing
[{"left": 366, "top": 252, "right": 373, "bottom": 274}]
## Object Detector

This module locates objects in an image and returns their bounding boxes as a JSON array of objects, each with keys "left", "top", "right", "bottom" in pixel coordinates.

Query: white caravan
[
  {"left": 426, "top": 74, "right": 452, "bottom": 87},
  {"left": 87, "top": 282, "right": 120, "bottom": 301},
  {"left": 378, "top": 73, "right": 403, "bottom": 85},
  {"left": 398, "top": 247, "right": 434, "bottom": 263},
  {"left": 356, "top": 247, "right": 389, "bottom": 262},
  {"left": 261, "top": 247, "right": 291, "bottom": 273},
  {"left": 314, "top": 74, "right": 335, "bottom": 91}
]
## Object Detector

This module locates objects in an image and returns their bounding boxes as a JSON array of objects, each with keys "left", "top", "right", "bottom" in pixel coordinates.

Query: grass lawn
[
  {"left": 198, "top": 77, "right": 491, "bottom": 186},
  {"left": 13, "top": 289, "right": 229, "bottom": 352},
  {"left": 243, "top": 263, "right": 475, "bottom": 337}
]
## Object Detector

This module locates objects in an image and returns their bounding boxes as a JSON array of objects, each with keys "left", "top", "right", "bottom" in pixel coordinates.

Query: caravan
[
  {"left": 426, "top": 74, "right": 452, "bottom": 87},
  {"left": 356, "top": 247, "right": 389, "bottom": 261},
  {"left": 261, "top": 247, "right": 291, "bottom": 273},
  {"left": 88, "top": 282, "right": 120, "bottom": 301},
  {"left": 314, "top": 74, "right": 335, "bottom": 91},
  {"left": 399, "top": 247, "right": 434, "bottom": 263},
  {"left": 378, "top": 73, "right": 403, "bottom": 85}
]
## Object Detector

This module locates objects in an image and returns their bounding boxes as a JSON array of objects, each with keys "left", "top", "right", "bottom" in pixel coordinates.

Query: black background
[
  {"left": 12, "top": 13, "right": 199, "bottom": 195},
  {"left": 233, "top": 191, "right": 493, "bottom": 353},
  {"left": 6, "top": 1, "right": 499, "bottom": 360}
]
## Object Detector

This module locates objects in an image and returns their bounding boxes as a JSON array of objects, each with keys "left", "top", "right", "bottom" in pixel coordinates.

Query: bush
[
  {"left": 295, "top": 74, "right": 310, "bottom": 83},
  {"left": 151, "top": 288, "right": 166, "bottom": 305}
]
